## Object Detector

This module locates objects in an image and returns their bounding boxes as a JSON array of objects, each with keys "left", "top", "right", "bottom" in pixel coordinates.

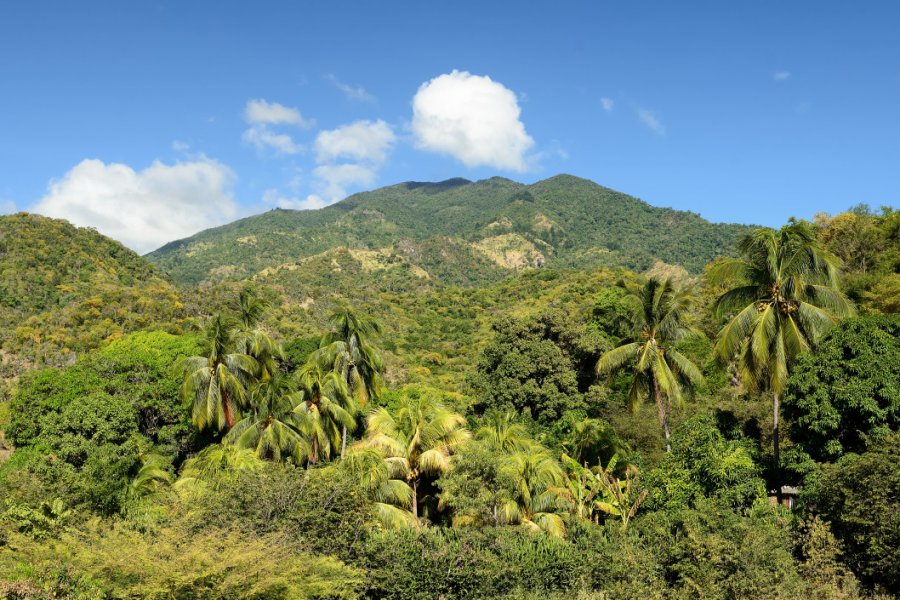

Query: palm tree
[
  {"left": 596, "top": 278, "right": 704, "bottom": 452},
  {"left": 359, "top": 395, "right": 470, "bottom": 522},
  {"left": 475, "top": 411, "right": 534, "bottom": 453},
  {"left": 314, "top": 307, "right": 385, "bottom": 456},
  {"left": 226, "top": 372, "right": 309, "bottom": 463},
  {"left": 294, "top": 361, "right": 355, "bottom": 465},
  {"left": 499, "top": 450, "right": 569, "bottom": 537},
  {"left": 710, "top": 223, "right": 853, "bottom": 499},
  {"left": 233, "top": 287, "right": 282, "bottom": 383},
  {"left": 343, "top": 447, "right": 417, "bottom": 529},
  {"left": 177, "top": 315, "right": 258, "bottom": 431}
]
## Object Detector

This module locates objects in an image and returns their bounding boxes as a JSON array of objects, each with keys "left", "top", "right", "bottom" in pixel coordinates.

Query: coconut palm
[
  {"left": 343, "top": 447, "right": 417, "bottom": 529},
  {"left": 710, "top": 223, "right": 853, "bottom": 499},
  {"left": 359, "top": 395, "right": 470, "bottom": 522},
  {"left": 177, "top": 315, "right": 258, "bottom": 431},
  {"left": 226, "top": 372, "right": 309, "bottom": 463},
  {"left": 499, "top": 450, "right": 569, "bottom": 537},
  {"left": 475, "top": 411, "right": 534, "bottom": 453},
  {"left": 596, "top": 278, "right": 704, "bottom": 452},
  {"left": 313, "top": 307, "right": 385, "bottom": 456},
  {"left": 294, "top": 361, "right": 355, "bottom": 465},
  {"left": 233, "top": 287, "right": 282, "bottom": 382}
]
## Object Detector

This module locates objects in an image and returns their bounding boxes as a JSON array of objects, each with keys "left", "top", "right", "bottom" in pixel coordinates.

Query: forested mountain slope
[
  {"left": 147, "top": 175, "right": 751, "bottom": 284},
  {"left": 0, "top": 214, "right": 188, "bottom": 374}
]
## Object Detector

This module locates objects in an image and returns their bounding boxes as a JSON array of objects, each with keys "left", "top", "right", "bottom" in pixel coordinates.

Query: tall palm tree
[
  {"left": 233, "top": 287, "right": 282, "bottom": 383},
  {"left": 475, "top": 411, "right": 535, "bottom": 453},
  {"left": 359, "top": 395, "right": 470, "bottom": 522},
  {"left": 596, "top": 278, "right": 704, "bottom": 452},
  {"left": 499, "top": 450, "right": 569, "bottom": 537},
  {"left": 177, "top": 315, "right": 258, "bottom": 431},
  {"left": 294, "top": 361, "right": 355, "bottom": 465},
  {"left": 226, "top": 372, "right": 309, "bottom": 463},
  {"left": 343, "top": 447, "right": 417, "bottom": 529},
  {"left": 710, "top": 223, "right": 853, "bottom": 499},
  {"left": 314, "top": 308, "right": 385, "bottom": 456}
]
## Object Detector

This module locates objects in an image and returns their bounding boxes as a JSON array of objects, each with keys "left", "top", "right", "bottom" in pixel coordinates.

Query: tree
[
  {"left": 294, "top": 361, "right": 355, "bottom": 465},
  {"left": 313, "top": 307, "right": 385, "bottom": 457},
  {"left": 177, "top": 315, "right": 257, "bottom": 431},
  {"left": 225, "top": 372, "right": 309, "bottom": 463},
  {"left": 803, "top": 435, "right": 900, "bottom": 593},
  {"left": 498, "top": 450, "right": 569, "bottom": 537},
  {"left": 475, "top": 411, "right": 534, "bottom": 453},
  {"left": 232, "top": 287, "right": 282, "bottom": 383},
  {"left": 711, "top": 223, "right": 853, "bottom": 499},
  {"left": 596, "top": 278, "right": 704, "bottom": 452},
  {"left": 783, "top": 316, "right": 900, "bottom": 462},
  {"left": 359, "top": 394, "right": 470, "bottom": 522}
]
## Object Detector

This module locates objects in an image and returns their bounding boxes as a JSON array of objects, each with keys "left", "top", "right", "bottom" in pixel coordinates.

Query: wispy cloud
[
  {"left": 244, "top": 99, "right": 313, "bottom": 127},
  {"left": 325, "top": 74, "right": 375, "bottom": 102},
  {"left": 773, "top": 71, "right": 791, "bottom": 82},
  {"left": 600, "top": 97, "right": 615, "bottom": 113},
  {"left": 636, "top": 108, "right": 665, "bottom": 135},
  {"left": 242, "top": 99, "right": 313, "bottom": 156}
]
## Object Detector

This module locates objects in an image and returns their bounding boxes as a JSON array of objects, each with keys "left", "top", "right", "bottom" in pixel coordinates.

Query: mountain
[
  {"left": 147, "top": 175, "right": 752, "bottom": 285},
  {"left": 0, "top": 214, "right": 188, "bottom": 374}
]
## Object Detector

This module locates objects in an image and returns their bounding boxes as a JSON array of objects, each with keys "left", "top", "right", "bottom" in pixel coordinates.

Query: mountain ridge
[{"left": 147, "top": 174, "right": 751, "bottom": 285}]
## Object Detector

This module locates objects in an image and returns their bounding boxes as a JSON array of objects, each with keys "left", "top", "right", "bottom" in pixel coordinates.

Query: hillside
[
  {"left": 0, "top": 214, "right": 189, "bottom": 375},
  {"left": 147, "top": 175, "right": 751, "bottom": 284}
]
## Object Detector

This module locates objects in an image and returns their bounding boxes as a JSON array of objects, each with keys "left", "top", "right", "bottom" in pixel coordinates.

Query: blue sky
[{"left": 1, "top": 1, "right": 898, "bottom": 252}]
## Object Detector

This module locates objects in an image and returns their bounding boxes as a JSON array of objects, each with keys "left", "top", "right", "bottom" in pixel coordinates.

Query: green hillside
[
  {"left": 0, "top": 214, "right": 189, "bottom": 375},
  {"left": 147, "top": 175, "right": 751, "bottom": 284}
]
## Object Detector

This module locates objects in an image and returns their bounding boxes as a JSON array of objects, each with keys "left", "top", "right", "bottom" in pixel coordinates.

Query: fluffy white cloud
[
  {"left": 32, "top": 158, "right": 237, "bottom": 253},
  {"left": 315, "top": 119, "right": 395, "bottom": 164},
  {"left": 313, "top": 164, "right": 377, "bottom": 202},
  {"left": 600, "top": 97, "right": 615, "bottom": 112},
  {"left": 242, "top": 126, "right": 301, "bottom": 155},
  {"left": 325, "top": 74, "right": 375, "bottom": 102},
  {"left": 411, "top": 70, "right": 534, "bottom": 172},
  {"left": 773, "top": 71, "right": 791, "bottom": 82},
  {"left": 0, "top": 199, "right": 16, "bottom": 214},
  {"left": 244, "top": 99, "right": 313, "bottom": 127},
  {"left": 637, "top": 108, "right": 666, "bottom": 135}
]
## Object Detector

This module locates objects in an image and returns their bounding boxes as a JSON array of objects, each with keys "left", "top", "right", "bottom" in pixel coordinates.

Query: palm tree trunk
[
  {"left": 773, "top": 391, "right": 782, "bottom": 505},
  {"left": 341, "top": 425, "right": 348, "bottom": 459},
  {"left": 223, "top": 392, "right": 236, "bottom": 430},
  {"left": 310, "top": 439, "right": 318, "bottom": 465},
  {"left": 653, "top": 377, "right": 671, "bottom": 452},
  {"left": 411, "top": 479, "right": 419, "bottom": 523}
]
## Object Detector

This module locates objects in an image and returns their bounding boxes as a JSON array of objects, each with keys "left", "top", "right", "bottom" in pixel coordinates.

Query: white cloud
[
  {"left": 262, "top": 189, "right": 327, "bottom": 211},
  {"left": 773, "top": 71, "right": 792, "bottom": 81},
  {"left": 32, "top": 158, "right": 237, "bottom": 253},
  {"left": 242, "top": 99, "right": 313, "bottom": 156},
  {"left": 242, "top": 126, "right": 301, "bottom": 155},
  {"left": 411, "top": 70, "right": 534, "bottom": 172},
  {"left": 315, "top": 119, "right": 395, "bottom": 165},
  {"left": 325, "top": 74, "right": 375, "bottom": 102},
  {"left": 313, "top": 164, "right": 378, "bottom": 202},
  {"left": 636, "top": 108, "right": 666, "bottom": 135},
  {"left": 244, "top": 99, "right": 313, "bottom": 127},
  {"left": 171, "top": 140, "right": 190, "bottom": 152},
  {"left": 0, "top": 199, "right": 16, "bottom": 214},
  {"left": 600, "top": 97, "right": 615, "bottom": 112}
]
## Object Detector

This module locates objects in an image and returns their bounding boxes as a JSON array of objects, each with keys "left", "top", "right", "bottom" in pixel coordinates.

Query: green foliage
[
  {"left": 643, "top": 416, "right": 766, "bottom": 511},
  {"left": 783, "top": 316, "right": 900, "bottom": 461},
  {"left": 471, "top": 310, "right": 603, "bottom": 422},
  {"left": 803, "top": 435, "right": 900, "bottom": 593}
]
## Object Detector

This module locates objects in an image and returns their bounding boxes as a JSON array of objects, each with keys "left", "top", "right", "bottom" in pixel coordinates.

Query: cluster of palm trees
[
  {"left": 177, "top": 291, "right": 383, "bottom": 466},
  {"left": 597, "top": 222, "right": 853, "bottom": 498}
]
